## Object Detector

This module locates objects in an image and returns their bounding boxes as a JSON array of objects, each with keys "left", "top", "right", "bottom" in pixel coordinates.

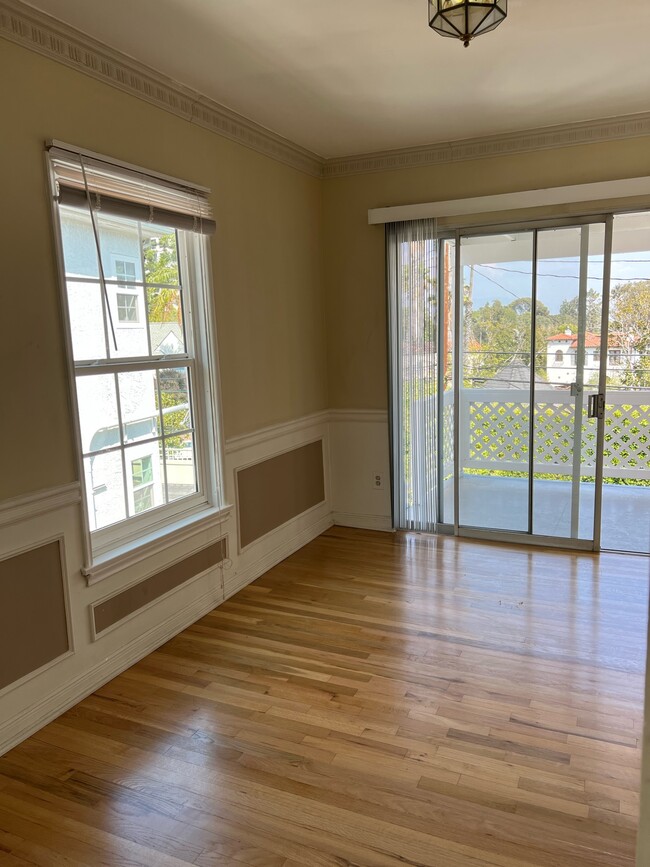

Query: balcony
[{"left": 454, "top": 387, "right": 650, "bottom": 552}]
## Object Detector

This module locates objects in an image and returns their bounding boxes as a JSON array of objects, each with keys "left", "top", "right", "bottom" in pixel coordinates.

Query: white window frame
[{"left": 47, "top": 148, "right": 229, "bottom": 582}]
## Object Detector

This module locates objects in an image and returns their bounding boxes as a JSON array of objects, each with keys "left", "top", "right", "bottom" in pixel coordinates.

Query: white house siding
[{"left": 546, "top": 339, "right": 601, "bottom": 385}]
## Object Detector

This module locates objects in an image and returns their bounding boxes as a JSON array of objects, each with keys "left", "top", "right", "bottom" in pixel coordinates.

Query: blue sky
[{"left": 468, "top": 252, "right": 650, "bottom": 313}]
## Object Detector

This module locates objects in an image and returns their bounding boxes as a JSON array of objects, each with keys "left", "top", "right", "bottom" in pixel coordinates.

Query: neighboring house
[{"left": 545, "top": 329, "right": 637, "bottom": 385}]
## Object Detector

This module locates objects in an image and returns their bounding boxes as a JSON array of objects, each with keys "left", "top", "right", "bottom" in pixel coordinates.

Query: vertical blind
[{"left": 387, "top": 219, "right": 439, "bottom": 531}]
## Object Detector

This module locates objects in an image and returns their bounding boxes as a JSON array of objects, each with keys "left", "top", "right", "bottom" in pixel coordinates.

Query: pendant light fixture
[{"left": 429, "top": 0, "right": 508, "bottom": 47}]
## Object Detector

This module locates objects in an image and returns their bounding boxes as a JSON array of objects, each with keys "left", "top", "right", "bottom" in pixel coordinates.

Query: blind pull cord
[{"left": 80, "top": 156, "right": 119, "bottom": 352}]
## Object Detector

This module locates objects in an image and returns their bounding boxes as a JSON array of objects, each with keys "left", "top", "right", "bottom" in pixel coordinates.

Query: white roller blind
[{"left": 48, "top": 144, "right": 216, "bottom": 235}]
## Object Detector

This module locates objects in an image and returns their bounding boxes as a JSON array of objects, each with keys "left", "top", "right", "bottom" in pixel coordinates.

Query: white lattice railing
[{"left": 460, "top": 388, "right": 650, "bottom": 481}]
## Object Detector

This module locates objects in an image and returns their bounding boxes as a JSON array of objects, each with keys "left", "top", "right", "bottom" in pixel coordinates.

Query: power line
[
  {"left": 472, "top": 265, "right": 520, "bottom": 299},
  {"left": 478, "top": 264, "right": 650, "bottom": 281}
]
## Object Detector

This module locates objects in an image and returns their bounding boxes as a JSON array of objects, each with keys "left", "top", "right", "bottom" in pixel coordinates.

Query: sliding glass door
[
  {"left": 600, "top": 212, "right": 650, "bottom": 554},
  {"left": 532, "top": 224, "right": 607, "bottom": 542},
  {"left": 389, "top": 211, "right": 650, "bottom": 552},
  {"left": 455, "top": 219, "right": 609, "bottom": 547},
  {"left": 457, "top": 230, "right": 535, "bottom": 533}
]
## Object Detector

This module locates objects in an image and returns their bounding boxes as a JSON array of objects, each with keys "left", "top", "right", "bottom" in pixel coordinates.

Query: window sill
[{"left": 82, "top": 503, "right": 233, "bottom": 586}]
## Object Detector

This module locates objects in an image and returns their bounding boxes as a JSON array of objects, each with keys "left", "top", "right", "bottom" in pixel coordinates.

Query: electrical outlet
[{"left": 372, "top": 472, "right": 384, "bottom": 490}]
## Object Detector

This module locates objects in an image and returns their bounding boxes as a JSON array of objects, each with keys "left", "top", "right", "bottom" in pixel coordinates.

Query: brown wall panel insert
[
  {"left": 0, "top": 541, "right": 69, "bottom": 691},
  {"left": 237, "top": 440, "right": 325, "bottom": 549},
  {"left": 93, "top": 537, "right": 227, "bottom": 635}
]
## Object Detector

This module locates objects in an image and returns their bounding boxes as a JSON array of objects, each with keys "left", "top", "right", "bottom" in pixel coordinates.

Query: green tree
[
  {"left": 144, "top": 233, "right": 189, "bottom": 446},
  {"left": 609, "top": 279, "right": 650, "bottom": 388},
  {"left": 557, "top": 289, "right": 602, "bottom": 333},
  {"left": 143, "top": 232, "right": 181, "bottom": 323},
  {"left": 466, "top": 297, "right": 552, "bottom": 382}
]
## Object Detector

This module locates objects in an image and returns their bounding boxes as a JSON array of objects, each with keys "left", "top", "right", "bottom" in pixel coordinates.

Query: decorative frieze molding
[
  {"left": 323, "top": 112, "right": 650, "bottom": 178},
  {"left": 0, "top": 0, "right": 322, "bottom": 177},
  {"left": 3, "top": 0, "right": 650, "bottom": 180}
]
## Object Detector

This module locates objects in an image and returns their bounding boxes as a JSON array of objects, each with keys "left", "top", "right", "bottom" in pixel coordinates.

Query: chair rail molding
[
  {"left": 2, "top": 0, "right": 650, "bottom": 179},
  {"left": 0, "top": 482, "right": 81, "bottom": 529}
]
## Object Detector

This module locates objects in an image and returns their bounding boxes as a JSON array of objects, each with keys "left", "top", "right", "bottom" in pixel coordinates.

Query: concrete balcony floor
[{"left": 449, "top": 475, "right": 650, "bottom": 553}]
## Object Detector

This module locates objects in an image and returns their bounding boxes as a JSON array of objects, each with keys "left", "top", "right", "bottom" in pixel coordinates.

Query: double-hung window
[{"left": 47, "top": 143, "right": 224, "bottom": 572}]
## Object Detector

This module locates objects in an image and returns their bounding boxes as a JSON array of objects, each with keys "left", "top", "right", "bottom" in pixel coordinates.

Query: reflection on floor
[
  {"left": 453, "top": 476, "right": 650, "bottom": 553},
  {"left": 0, "top": 527, "right": 647, "bottom": 866}
]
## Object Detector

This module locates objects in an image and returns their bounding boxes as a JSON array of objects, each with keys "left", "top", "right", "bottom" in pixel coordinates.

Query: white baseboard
[
  {"left": 0, "top": 575, "right": 223, "bottom": 757},
  {"left": 332, "top": 511, "right": 393, "bottom": 532},
  {"left": 224, "top": 513, "right": 334, "bottom": 600}
]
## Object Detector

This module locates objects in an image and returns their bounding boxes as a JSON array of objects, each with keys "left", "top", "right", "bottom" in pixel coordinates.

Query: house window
[
  {"left": 555, "top": 349, "right": 564, "bottom": 363},
  {"left": 609, "top": 349, "right": 622, "bottom": 365},
  {"left": 131, "top": 454, "right": 153, "bottom": 487},
  {"left": 48, "top": 144, "right": 222, "bottom": 568},
  {"left": 115, "top": 258, "right": 137, "bottom": 287},
  {"left": 131, "top": 455, "right": 154, "bottom": 513},
  {"left": 117, "top": 292, "right": 139, "bottom": 322}
]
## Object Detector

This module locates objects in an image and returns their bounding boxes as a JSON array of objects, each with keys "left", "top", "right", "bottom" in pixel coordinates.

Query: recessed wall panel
[
  {"left": 237, "top": 440, "right": 325, "bottom": 549},
  {"left": 93, "top": 537, "right": 227, "bottom": 635},
  {"left": 0, "top": 541, "right": 69, "bottom": 691}
]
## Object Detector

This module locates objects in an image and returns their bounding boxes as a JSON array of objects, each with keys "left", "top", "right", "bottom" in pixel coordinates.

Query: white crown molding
[
  {"left": 323, "top": 112, "right": 650, "bottom": 178},
  {"left": 0, "top": 482, "right": 81, "bottom": 529},
  {"left": 3, "top": 0, "right": 650, "bottom": 181},
  {"left": 0, "top": 0, "right": 322, "bottom": 178}
]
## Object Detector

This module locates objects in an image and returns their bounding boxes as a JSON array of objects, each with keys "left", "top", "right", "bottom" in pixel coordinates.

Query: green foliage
[
  {"left": 143, "top": 232, "right": 182, "bottom": 324},
  {"left": 465, "top": 297, "right": 552, "bottom": 382},
  {"left": 558, "top": 289, "right": 602, "bottom": 333},
  {"left": 157, "top": 368, "right": 190, "bottom": 450}
]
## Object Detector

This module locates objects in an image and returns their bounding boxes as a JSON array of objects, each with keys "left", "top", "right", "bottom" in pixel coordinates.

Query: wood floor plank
[{"left": 0, "top": 527, "right": 646, "bottom": 865}]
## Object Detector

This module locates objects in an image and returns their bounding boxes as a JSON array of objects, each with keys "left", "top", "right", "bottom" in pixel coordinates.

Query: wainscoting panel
[
  {"left": 237, "top": 439, "right": 325, "bottom": 549},
  {"left": 329, "top": 410, "right": 393, "bottom": 531},
  {"left": 93, "top": 536, "right": 228, "bottom": 635},
  {"left": 0, "top": 408, "right": 393, "bottom": 756},
  {"left": 0, "top": 539, "right": 69, "bottom": 691}
]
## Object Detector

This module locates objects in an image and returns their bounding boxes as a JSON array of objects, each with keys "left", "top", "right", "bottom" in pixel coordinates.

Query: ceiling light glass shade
[{"left": 429, "top": 0, "right": 507, "bottom": 47}]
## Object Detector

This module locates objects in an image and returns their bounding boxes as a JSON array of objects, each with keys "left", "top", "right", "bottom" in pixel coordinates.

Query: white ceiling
[{"left": 24, "top": 0, "right": 650, "bottom": 158}]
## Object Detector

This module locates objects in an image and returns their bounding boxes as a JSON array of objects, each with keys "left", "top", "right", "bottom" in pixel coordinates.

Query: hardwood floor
[{"left": 0, "top": 527, "right": 648, "bottom": 866}]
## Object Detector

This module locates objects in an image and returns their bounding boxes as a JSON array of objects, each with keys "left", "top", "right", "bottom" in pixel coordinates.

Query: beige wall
[
  {"left": 0, "top": 38, "right": 327, "bottom": 501},
  {"left": 322, "top": 138, "right": 650, "bottom": 410}
]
